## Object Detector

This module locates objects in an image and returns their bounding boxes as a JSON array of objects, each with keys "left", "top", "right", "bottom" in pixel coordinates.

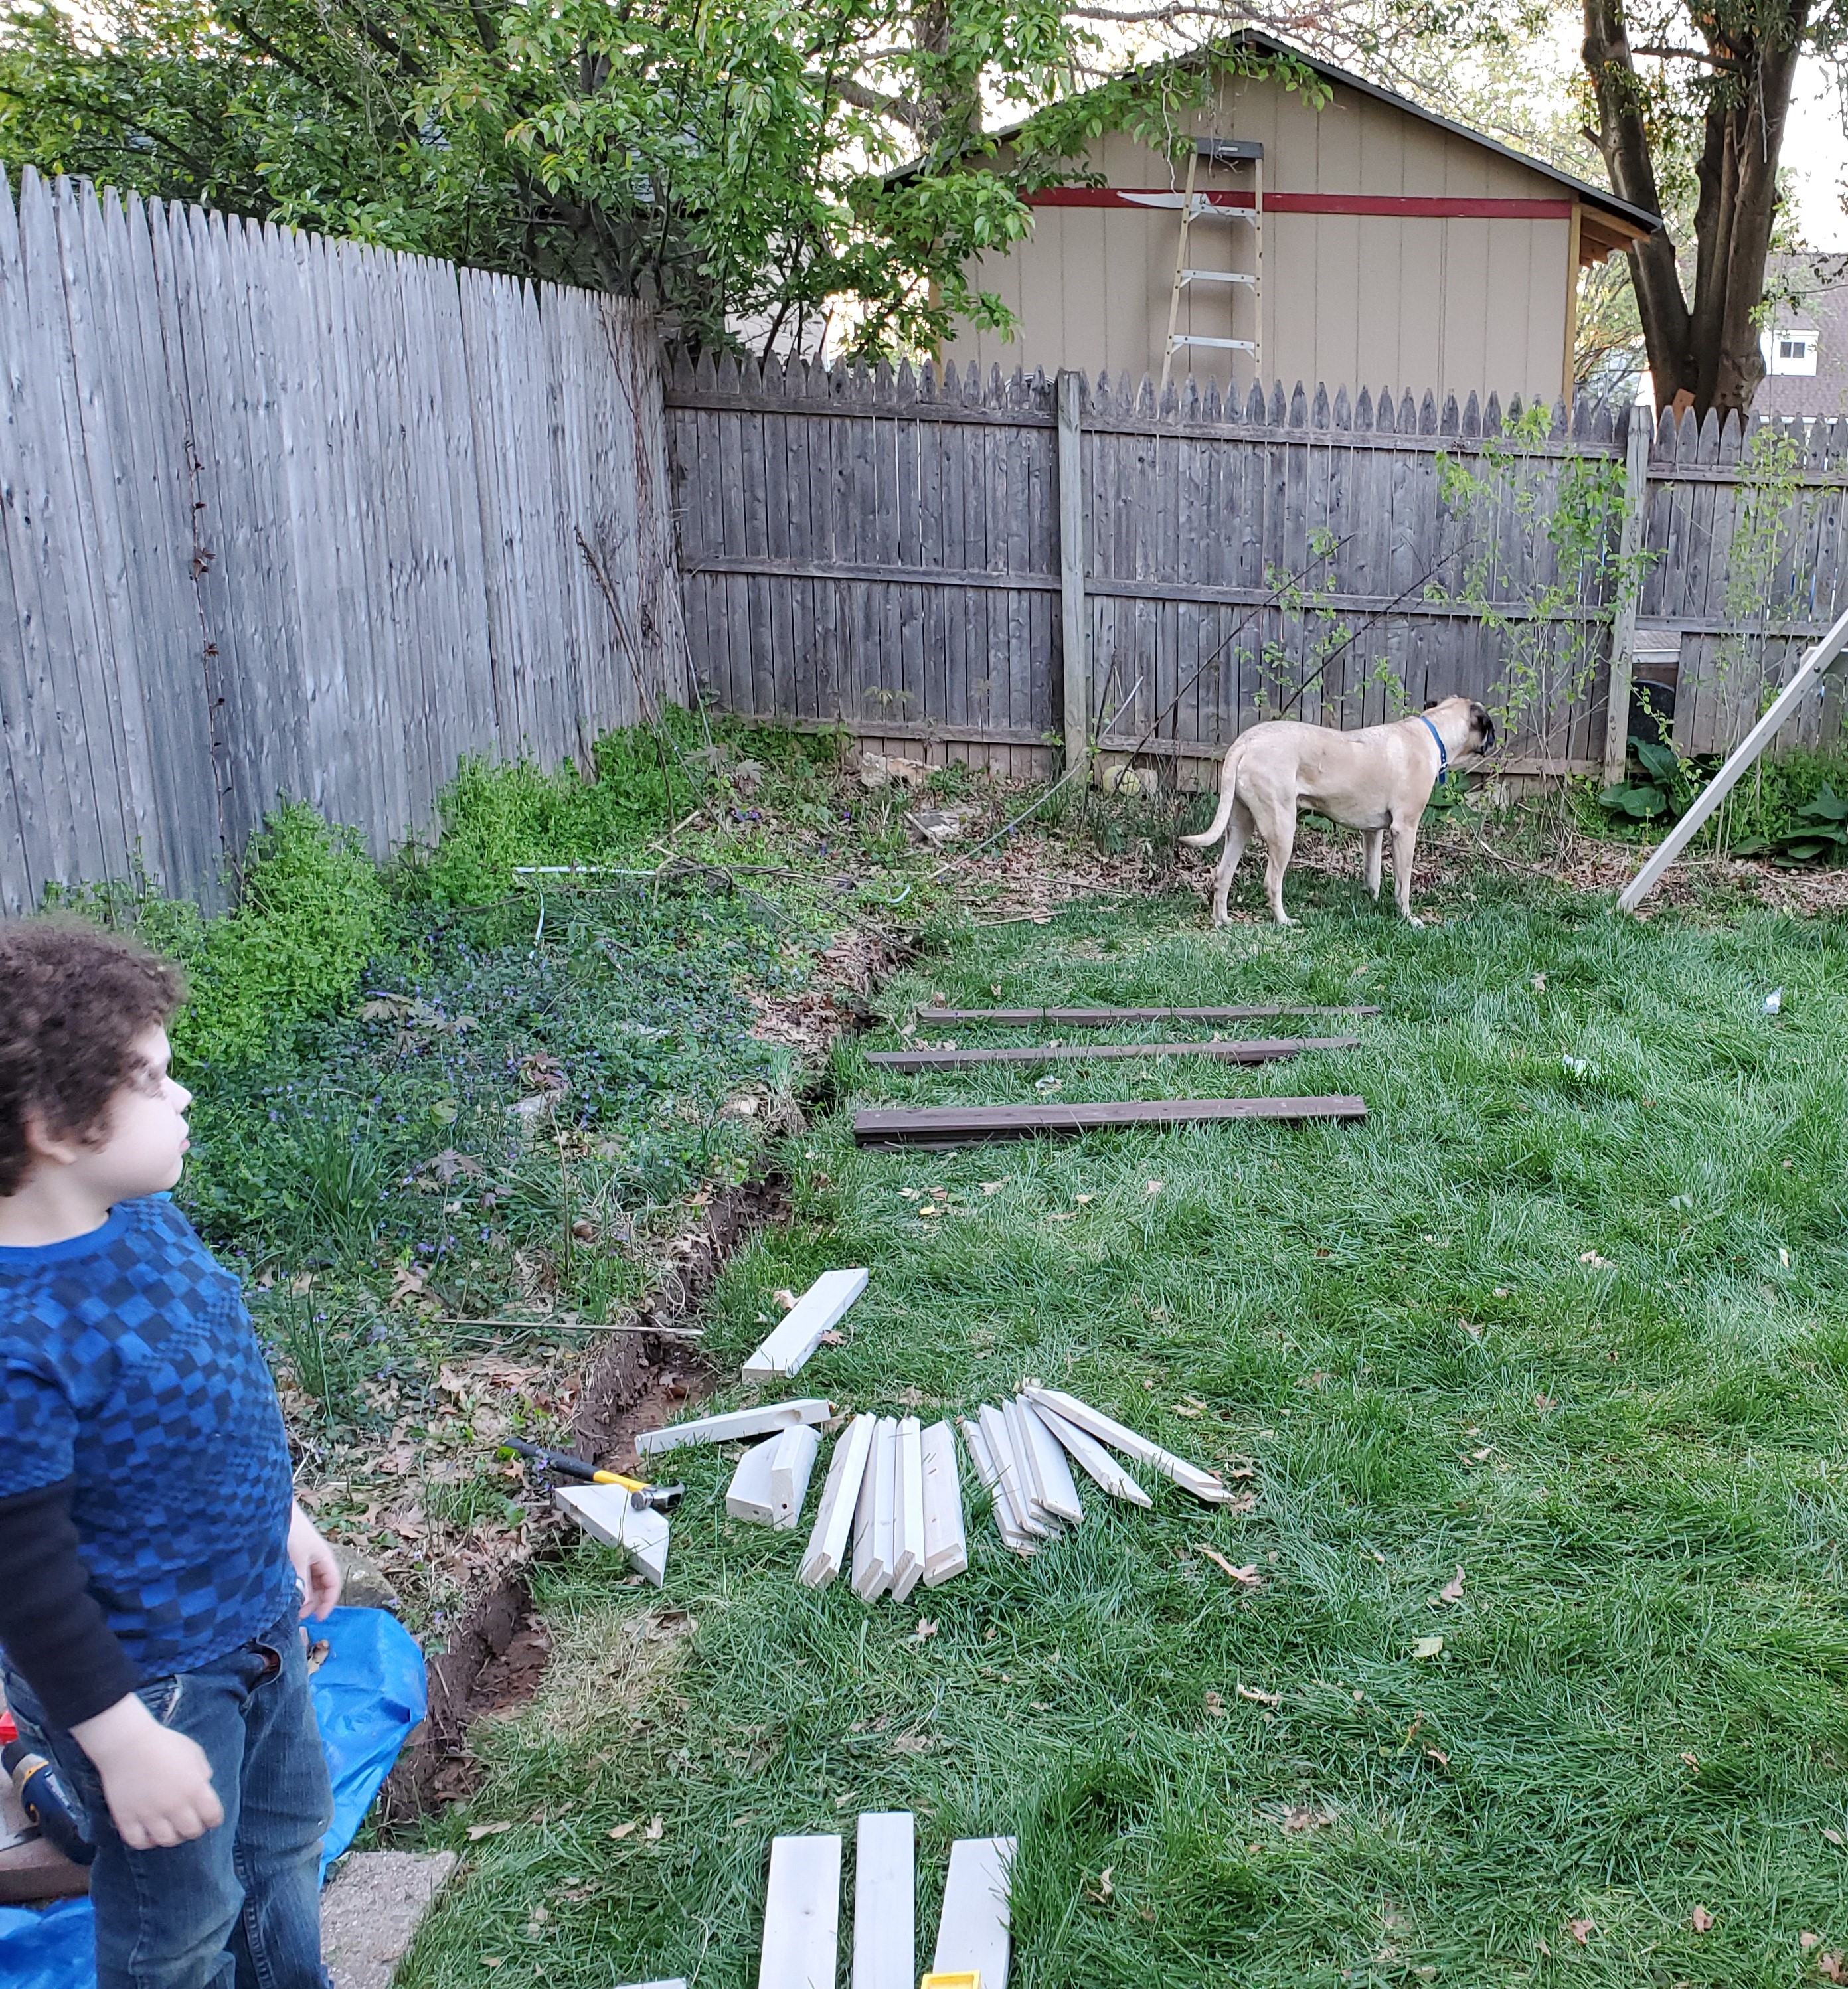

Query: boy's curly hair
[{"left": 0, "top": 920, "right": 185, "bottom": 1197}]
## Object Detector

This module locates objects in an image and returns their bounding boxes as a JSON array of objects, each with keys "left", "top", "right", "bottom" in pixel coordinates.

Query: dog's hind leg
[
  {"left": 1259, "top": 809, "right": 1298, "bottom": 925},
  {"left": 1390, "top": 817, "right": 1424, "bottom": 927},
  {"left": 1362, "top": 827, "right": 1385, "bottom": 900},
  {"left": 1209, "top": 802, "right": 1254, "bottom": 926}
]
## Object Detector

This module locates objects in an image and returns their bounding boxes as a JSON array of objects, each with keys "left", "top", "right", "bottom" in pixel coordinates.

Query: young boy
[{"left": 0, "top": 919, "right": 343, "bottom": 1989}]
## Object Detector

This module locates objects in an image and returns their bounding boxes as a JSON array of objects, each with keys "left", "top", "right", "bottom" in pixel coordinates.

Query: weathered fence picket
[{"left": 0, "top": 169, "right": 687, "bottom": 914}]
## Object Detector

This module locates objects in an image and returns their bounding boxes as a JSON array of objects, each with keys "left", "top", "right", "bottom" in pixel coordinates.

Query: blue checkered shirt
[{"left": 0, "top": 1196, "right": 296, "bottom": 1682}]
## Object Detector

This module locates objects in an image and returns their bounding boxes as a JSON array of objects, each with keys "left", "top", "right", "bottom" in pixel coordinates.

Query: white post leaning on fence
[
  {"left": 1616, "top": 598, "right": 1848, "bottom": 912},
  {"left": 1602, "top": 408, "right": 1651, "bottom": 790},
  {"left": 1057, "top": 370, "right": 1090, "bottom": 771}
]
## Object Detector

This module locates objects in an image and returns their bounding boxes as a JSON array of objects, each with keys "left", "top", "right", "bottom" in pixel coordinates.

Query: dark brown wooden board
[
  {"left": 914, "top": 1004, "right": 1380, "bottom": 1025},
  {"left": 853, "top": 1095, "right": 1368, "bottom": 1147},
  {"left": 867, "top": 1034, "right": 1359, "bottom": 1072}
]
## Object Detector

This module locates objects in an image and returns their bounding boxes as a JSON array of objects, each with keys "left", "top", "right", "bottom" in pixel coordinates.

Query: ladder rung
[
  {"left": 1167, "top": 335, "right": 1259, "bottom": 352},
  {"left": 1179, "top": 270, "right": 1258, "bottom": 285}
]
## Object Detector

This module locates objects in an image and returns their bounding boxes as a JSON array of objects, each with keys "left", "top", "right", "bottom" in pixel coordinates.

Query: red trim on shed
[{"left": 1024, "top": 188, "right": 1576, "bottom": 219}]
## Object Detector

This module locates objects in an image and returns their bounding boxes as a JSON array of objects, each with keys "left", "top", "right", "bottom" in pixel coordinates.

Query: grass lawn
[{"left": 396, "top": 856, "right": 1848, "bottom": 1988}]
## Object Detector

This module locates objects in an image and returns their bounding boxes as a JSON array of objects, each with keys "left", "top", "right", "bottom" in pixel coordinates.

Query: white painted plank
[
  {"left": 800, "top": 1414, "right": 876, "bottom": 1588},
  {"left": 851, "top": 1811, "right": 914, "bottom": 1989},
  {"left": 920, "top": 1421, "right": 968, "bottom": 1587},
  {"left": 853, "top": 1417, "right": 898, "bottom": 1601},
  {"left": 1016, "top": 1398, "right": 1085, "bottom": 1524},
  {"left": 554, "top": 1484, "right": 670, "bottom": 1586},
  {"left": 726, "top": 1437, "right": 781, "bottom": 1526},
  {"left": 979, "top": 1404, "right": 1048, "bottom": 1538},
  {"left": 1023, "top": 1386, "right": 1229, "bottom": 1502},
  {"left": 1002, "top": 1397, "right": 1057, "bottom": 1528},
  {"left": 956, "top": 1417, "right": 1037, "bottom": 1555},
  {"left": 635, "top": 1399, "right": 833, "bottom": 1458},
  {"left": 931, "top": 1837, "right": 1015, "bottom": 1989},
  {"left": 759, "top": 1834, "right": 841, "bottom": 1989},
  {"left": 891, "top": 1417, "right": 926, "bottom": 1601},
  {"left": 768, "top": 1422, "right": 822, "bottom": 1530},
  {"left": 1032, "top": 1403, "right": 1153, "bottom": 1508},
  {"left": 742, "top": 1268, "right": 869, "bottom": 1381}
]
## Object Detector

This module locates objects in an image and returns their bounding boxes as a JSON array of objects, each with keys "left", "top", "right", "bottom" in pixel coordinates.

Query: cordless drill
[{"left": 3, "top": 1737, "right": 95, "bottom": 1865}]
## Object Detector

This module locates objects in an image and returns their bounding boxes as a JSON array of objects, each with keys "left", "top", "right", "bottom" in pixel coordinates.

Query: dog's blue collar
[{"left": 1417, "top": 713, "right": 1449, "bottom": 783}]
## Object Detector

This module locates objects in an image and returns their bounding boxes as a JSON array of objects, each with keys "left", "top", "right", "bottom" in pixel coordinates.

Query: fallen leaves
[
  {"left": 1679, "top": 1751, "right": 1700, "bottom": 1769},
  {"left": 1412, "top": 1635, "right": 1445, "bottom": 1661},
  {"left": 1437, "top": 1565, "right": 1466, "bottom": 1605},
  {"left": 1205, "top": 1690, "right": 1226, "bottom": 1717},
  {"left": 1822, "top": 1955, "right": 1847, "bottom": 1984},
  {"left": 1578, "top": 1251, "right": 1614, "bottom": 1270},
  {"left": 606, "top": 1816, "right": 663, "bottom": 1842},
  {"left": 1533, "top": 1393, "right": 1558, "bottom": 1413},
  {"left": 1826, "top": 1827, "right": 1846, "bottom": 1850},
  {"left": 1236, "top": 1682, "right": 1282, "bottom": 1708},
  {"left": 1691, "top": 1906, "right": 1715, "bottom": 1933},
  {"left": 1802, "top": 1931, "right": 1821, "bottom": 1950},
  {"left": 771, "top": 1287, "right": 797, "bottom": 1312},
  {"left": 1145, "top": 1178, "right": 1164, "bottom": 1195},
  {"left": 1282, "top": 1804, "right": 1331, "bottom": 1834},
  {"left": 1568, "top": 1919, "right": 1595, "bottom": 1945},
  {"left": 1084, "top": 1866, "right": 1114, "bottom": 1904},
  {"left": 912, "top": 1619, "right": 938, "bottom": 1642},
  {"left": 467, "top": 1820, "right": 513, "bottom": 1841},
  {"left": 1197, "top": 1544, "right": 1263, "bottom": 1589}
]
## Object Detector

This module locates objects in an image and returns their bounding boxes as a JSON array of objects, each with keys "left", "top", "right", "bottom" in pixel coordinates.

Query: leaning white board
[
  {"left": 931, "top": 1836, "right": 1015, "bottom": 1989},
  {"left": 1031, "top": 1402, "right": 1153, "bottom": 1508},
  {"left": 759, "top": 1834, "right": 841, "bottom": 1989},
  {"left": 891, "top": 1417, "right": 926, "bottom": 1601},
  {"left": 920, "top": 1420, "right": 968, "bottom": 1586},
  {"left": 851, "top": 1810, "right": 914, "bottom": 1989},
  {"left": 554, "top": 1484, "right": 669, "bottom": 1586},
  {"left": 1023, "top": 1386, "right": 1228, "bottom": 1502},
  {"left": 636, "top": 1399, "right": 833, "bottom": 1458},
  {"left": 800, "top": 1414, "right": 877, "bottom": 1588},
  {"left": 743, "top": 1269, "right": 869, "bottom": 1381}
]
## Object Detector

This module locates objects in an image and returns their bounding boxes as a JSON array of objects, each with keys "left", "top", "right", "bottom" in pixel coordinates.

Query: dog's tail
[{"left": 1179, "top": 754, "right": 1238, "bottom": 849}]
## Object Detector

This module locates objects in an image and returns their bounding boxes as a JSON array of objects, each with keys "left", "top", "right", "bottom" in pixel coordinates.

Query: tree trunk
[{"left": 1582, "top": 0, "right": 1809, "bottom": 418}]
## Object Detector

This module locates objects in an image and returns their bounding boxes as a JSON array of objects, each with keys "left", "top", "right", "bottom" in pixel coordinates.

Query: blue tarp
[{"left": 0, "top": 1607, "right": 426, "bottom": 1989}]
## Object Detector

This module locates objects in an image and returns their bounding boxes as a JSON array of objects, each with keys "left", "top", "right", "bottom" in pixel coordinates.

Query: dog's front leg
[
  {"left": 1363, "top": 827, "right": 1385, "bottom": 900},
  {"left": 1391, "top": 818, "right": 1424, "bottom": 927}
]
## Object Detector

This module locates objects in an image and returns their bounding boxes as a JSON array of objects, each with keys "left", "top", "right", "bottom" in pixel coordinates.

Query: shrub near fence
[
  {"left": 0, "top": 168, "right": 687, "bottom": 915},
  {"left": 664, "top": 350, "right": 1848, "bottom": 786}
]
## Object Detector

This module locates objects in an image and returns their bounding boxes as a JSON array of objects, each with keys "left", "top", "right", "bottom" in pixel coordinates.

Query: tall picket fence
[
  {"left": 665, "top": 349, "right": 1848, "bottom": 783},
  {"left": 0, "top": 169, "right": 687, "bottom": 914}
]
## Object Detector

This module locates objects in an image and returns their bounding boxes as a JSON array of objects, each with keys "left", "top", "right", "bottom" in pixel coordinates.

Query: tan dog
[{"left": 1180, "top": 696, "right": 1495, "bottom": 927}]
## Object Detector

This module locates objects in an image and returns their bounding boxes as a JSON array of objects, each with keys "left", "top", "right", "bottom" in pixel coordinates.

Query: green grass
[{"left": 394, "top": 858, "right": 1848, "bottom": 1988}]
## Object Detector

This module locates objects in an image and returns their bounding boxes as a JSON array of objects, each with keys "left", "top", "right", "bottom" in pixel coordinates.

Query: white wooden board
[
  {"left": 742, "top": 1268, "right": 869, "bottom": 1381},
  {"left": 931, "top": 1836, "right": 1015, "bottom": 1989},
  {"left": 768, "top": 1422, "right": 821, "bottom": 1530},
  {"left": 1032, "top": 1403, "right": 1153, "bottom": 1507},
  {"left": 1023, "top": 1386, "right": 1228, "bottom": 1501},
  {"left": 1016, "top": 1397, "right": 1085, "bottom": 1524},
  {"left": 726, "top": 1438, "right": 781, "bottom": 1526},
  {"left": 892, "top": 1417, "right": 925, "bottom": 1601},
  {"left": 920, "top": 1420, "right": 968, "bottom": 1586},
  {"left": 759, "top": 1834, "right": 841, "bottom": 1989},
  {"left": 957, "top": 1417, "right": 1036, "bottom": 1555},
  {"left": 851, "top": 1810, "right": 914, "bottom": 1989},
  {"left": 636, "top": 1399, "right": 833, "bottom": 1459},
  {"left": 853, "top": 1417, "right": 898, "bottom": 1602},
  {"left": 979, "top": 1404, "right": 1047, "bottom": 1538},
  {"left": 554, "top": 1484, "right": 669, "bottom": 1585},
  {"left": 800, "top": 1414, "right": 876, "bottom": 1588}
]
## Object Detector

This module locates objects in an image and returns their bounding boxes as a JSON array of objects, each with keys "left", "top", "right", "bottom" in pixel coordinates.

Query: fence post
[
  {"left": 1602, "top": 404, "right": 1651, "bottom": 789},
  {"left": 1057, "top": 369, "right": 1090, "bottom": 771}
]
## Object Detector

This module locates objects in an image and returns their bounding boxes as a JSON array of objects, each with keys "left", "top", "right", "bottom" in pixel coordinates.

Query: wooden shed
[{"left": 940, "top": 32, "right": 1657, "bottom": 406}]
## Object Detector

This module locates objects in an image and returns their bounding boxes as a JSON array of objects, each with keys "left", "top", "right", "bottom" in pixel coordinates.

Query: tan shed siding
[{"left": 945, "top": 66, "right": 1574, "bottom": 402}]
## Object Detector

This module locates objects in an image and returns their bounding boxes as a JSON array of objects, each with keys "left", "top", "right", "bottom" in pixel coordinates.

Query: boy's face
[{"left": 59, "top": 1024, "right": 193, "bottom": 1201}]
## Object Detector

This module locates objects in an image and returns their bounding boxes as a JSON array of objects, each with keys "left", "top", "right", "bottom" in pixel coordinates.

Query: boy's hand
[
  {"left": 288, "top": 1502, "right": 342, "bottom": 1619},
  {"left": 70, "top": 1694, "right": 223, "bottom": 1848}
]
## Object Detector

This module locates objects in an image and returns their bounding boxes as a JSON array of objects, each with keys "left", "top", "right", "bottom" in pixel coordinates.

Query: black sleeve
[{"left": 0, "top": 1478, "right": 140, "bottom": 1731}]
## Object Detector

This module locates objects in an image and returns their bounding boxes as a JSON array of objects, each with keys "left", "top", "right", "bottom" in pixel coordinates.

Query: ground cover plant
[{"left": 396, "top": 857, "right": 1848, "bottom": 1988}]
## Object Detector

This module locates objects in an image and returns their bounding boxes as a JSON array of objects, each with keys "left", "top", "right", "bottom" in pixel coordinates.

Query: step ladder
[{"left": 1159, "top": 138, "right": 1263, "bottom": 394}]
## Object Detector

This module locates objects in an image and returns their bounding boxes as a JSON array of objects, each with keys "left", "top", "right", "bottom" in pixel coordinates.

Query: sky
[{"left": 1786, "top": 58, "right": 1848, "bottom": 250}]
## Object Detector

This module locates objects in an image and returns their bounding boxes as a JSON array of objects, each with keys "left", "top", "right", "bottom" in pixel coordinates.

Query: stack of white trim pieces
[
  {"left": 742, "top": 1269, "right": 869, "bottom": 1382},
  {"left": 931, "top": 1837, "right": 1016, "bottom": 1989},
  {"left": 635, "top": 1399, "right": 833, "bottom": 1459},
  {"left": 1023, "top": 1385, "right": 1232, "bottom": 1502},
  {"left": 554, "top": 1484, "right": 669, "bottom": 1586},
  {"left": 758, "top": 1834, "right": 841, "bottom": 1989},
  {"left": 850, "top": 1811, "right": 914, "bottom": 1989},
  {"left": 852, "top": 1417, "right": 900, "bottom": 1600},
  {"left": 799, "top": 1413, "right": 877, "bottom": 1587},
  {"left": 726, "top": 1423, "right": 823, "bottom": 1529},
  {"left": 919, "top": 1420, "right": 967, "bottom": 1585},
  {"left": 958, "top": 1415, "right": 1035, "bottom": 1555}
]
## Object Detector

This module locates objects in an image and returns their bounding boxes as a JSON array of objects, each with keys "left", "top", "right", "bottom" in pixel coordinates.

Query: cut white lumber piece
[
  {"left": 979, "top": 1404, "right": 1048, "bottom": 1539},
  {"left": 920, "top": 1421, "right": 968, "bottom": 1587},
  {"left": 852, "top": 1417, "right": 899, "bottom": 1601},
  {"left": 759, "top": 1834, "right": 841, "bottom": 1989},
  {"left": 931, "top": 1837, "right": 1015, "bottom": 1989},
  {"left": 743, "top": 1268, "right": 869, "bottom": 1381},
  {"left": 1015, "top": 1398, "right": 1085, "bottom": 1524},
  {"left": 1001, "top": 1397, "right": 1058, "bottom": 1528},
  {"left": 956, "top": 1417, "right": 1037, "bottom": 1555},
  {"left": 1032, "top": 1403, "right": 1153, "bottom": 1508},
  {"left": 768, "top": 1423, "right": 821, "bottom": 1530},
  {"left": 850, "top": 1811, "right": 914, "bottom": 1989},
  {"left": 636, "top": 1398, "right": 833, "bottom": 1459},
  {"left": 726, "top": 1437, "right": 782, "bottom": 1525},
  {"left": 554, "top": 1484, "right": 670, "bottom": 1587},
  {"left": 1023, "top": 1386, "right": 1229, "bottom": 1502},
  {"left": 614, "top": 1981, "right": 685, "bottom": 1989},
  {"left": 891, "top": 1417, "right": 926, "bottom": 1601},
  {"left": 800, "top": 1414, "right": 876, "bottom": 1588}
]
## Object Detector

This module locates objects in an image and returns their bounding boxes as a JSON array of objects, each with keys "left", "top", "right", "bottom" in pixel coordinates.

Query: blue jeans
[{"left": 3, "top": 1607, "right": 333, "bottom": 1989}]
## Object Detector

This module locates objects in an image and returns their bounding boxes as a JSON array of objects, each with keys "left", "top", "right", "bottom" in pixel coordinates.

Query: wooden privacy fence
[
  {"left": 665, "top": 351, "right": 1848, "bottom": 783},
  {"left": 0, "top": 168, "right": 688, "bottom": 914}
]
